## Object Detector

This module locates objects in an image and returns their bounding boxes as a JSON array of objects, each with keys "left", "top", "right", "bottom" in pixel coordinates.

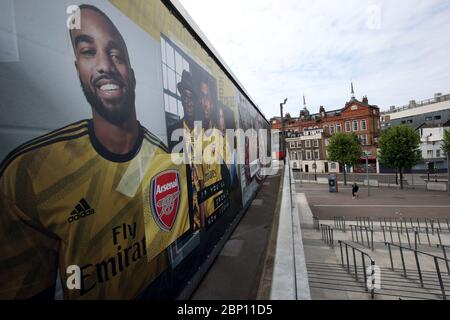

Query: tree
[
  {"left": 442, "top": 128, "right": 450, "bottom": 195},
  {"left": 378, "top": 125, "right": 421, "bottom": 190},
  {"left": 327, "top": 132, "right": 363, "bottom": 185}
]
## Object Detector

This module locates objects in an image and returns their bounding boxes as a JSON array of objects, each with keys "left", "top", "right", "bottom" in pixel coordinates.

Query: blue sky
[{"left": 178, "top": 0, "right": 450, "bottom": 119}]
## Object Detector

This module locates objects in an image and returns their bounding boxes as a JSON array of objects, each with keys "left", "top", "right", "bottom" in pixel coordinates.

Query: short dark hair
[{"left": 69, "top": 4, "right": 130, "bottom": 64}]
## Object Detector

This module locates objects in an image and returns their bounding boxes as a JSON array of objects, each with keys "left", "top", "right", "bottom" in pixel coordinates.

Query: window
[
  {"left": 345, "top": 121, "right": 351, "bottom": 132},
  {"left": 306, "top": 151, "right": 312, "bottom": 160},
  {"left": 361, "top": 119, "right": 367, "bottom": 131},
  {"left": 290, "top": 142, "right": 296, "bottom": 148},
  {"left": 329, "top": 125, "right": 335, "bottom": 134},
  {"left": 361, "top": 134, "right": 367, "bottom": 145},
  {"left": 436, "top": 149, "right": 441, "bottom": 158},
  {"left": 353, "top": 120, "right": 358, "bottom": 131},
  {"left": 297, "top": 141, "right": 302, "bottom": 148},
  {"left": 336, "top": 124, "right": 342, "bottom": 132},
  {"left": 305, "top": 140, "right": 311, "bottom": 148},
  {"left": 314, "top": 150, "right": 320, "bottom": 160},
  {"left": 425, "top": 116, "right": 432, "bottom": 121},
  {"left": 161, "top": 36, "right": 191, "bottom": 118},
  {"left": 435, "top": 115, "right": 441, "bottom": 120},
  {"left": 330, "top": 163, "right": 337, "bottom": 170},
  {"left": 313, "top": 140, "right": 319, "bottom": 148},
  {"left": 427, "top": 150, "right": 433, "bottom": 157}
]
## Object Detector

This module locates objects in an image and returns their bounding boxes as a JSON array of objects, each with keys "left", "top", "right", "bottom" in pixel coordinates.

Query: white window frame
[
  {"left": 361, "top": 119, "right": 367, "bottom": 131},
  {"left": 336, "top": 124, "right": 342, "bottom": 132},
  {"left": 313, "top": 140, "right": 319, "bottom": 148},
  {"left": 329, "top": 125, "right": 335, "bottom": 134},
  {"left": 305, "top": 140, "right": 311, "bottom": 148},
  {"left": 353, "top": 120, "right": 358, "bottom": 132},
  {"left": 361, "top": 134, "right": 367, "bottom": 145},
  {"left": 345, "top": 121, "right": 351, "bottom": 132},
  {"left": 306, "top": 150, "right": 312, "bottom": 160}
]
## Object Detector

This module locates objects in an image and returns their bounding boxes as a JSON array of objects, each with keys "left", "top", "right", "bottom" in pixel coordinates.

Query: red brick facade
[{"left": 271, "top": 97, "right": 381, "bottom": 173}]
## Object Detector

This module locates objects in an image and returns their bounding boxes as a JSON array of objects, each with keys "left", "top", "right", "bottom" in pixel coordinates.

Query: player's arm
[{"left": 0, "top": 172, "right": 60, "bottom": 299}]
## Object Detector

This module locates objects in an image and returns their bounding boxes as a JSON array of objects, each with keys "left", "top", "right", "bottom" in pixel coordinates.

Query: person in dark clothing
[{"left": 352, "top": 182, "right": 359, "bottom": 199}]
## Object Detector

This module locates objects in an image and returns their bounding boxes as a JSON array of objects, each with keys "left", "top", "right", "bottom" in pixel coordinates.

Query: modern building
[
  {"left": 415, "top": 119, "right": 450, "bottom": 173},
  {"left": 271, "top": 84, "right": 381, "bottom": 173},
  {"left": 381, "top": 93, "right": 450, "bottom": 131}
]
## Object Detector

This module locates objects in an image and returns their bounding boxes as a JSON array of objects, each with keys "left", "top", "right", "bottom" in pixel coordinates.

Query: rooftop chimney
[{"left": 362, "top": 96, "right": 368, "bottom": 104}]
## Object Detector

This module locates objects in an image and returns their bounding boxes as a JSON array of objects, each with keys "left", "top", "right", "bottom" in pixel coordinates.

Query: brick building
[{"left": 271, "top": 85, "right": 381, "bottom": 173}]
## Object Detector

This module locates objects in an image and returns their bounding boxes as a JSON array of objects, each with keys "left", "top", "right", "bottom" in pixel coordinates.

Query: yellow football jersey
[
  {"left": 200, "top": 129, "right": 224, "bottom": 222},
  {"left": 0, "top": 119, "right": 190, "bottom": 300}
]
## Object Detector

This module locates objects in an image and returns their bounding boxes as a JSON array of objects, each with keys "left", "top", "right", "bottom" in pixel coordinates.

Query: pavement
[
  {"left": 295, "top": 183, "right": 450, "bottom": 219},
  {"left": 189, "top": 165, "right": 450, "bottom": 300},
  {"left": 191, "top": 170, "right": 282, "bottom": 300},
  {"left": 296, "top": 180, "right": 450, "bottom": 300}
]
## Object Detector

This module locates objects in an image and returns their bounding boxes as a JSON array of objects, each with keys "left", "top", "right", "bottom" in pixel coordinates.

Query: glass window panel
[
  {"left": 162, "top": 65, "right": 168, "bottom": 90},
  {"left": 176, "top": 73, "right": 181, "bottom": 90},
  {"left": 183, "top": 59, "right": 190, "bottom": 72},
  {"left": 175, "top": 51, "right": 183, "bottom": 75},
  {"left": 164, "top": 93, "right": 170, "bottom": 112},
  {"left": 168, "top": 68, "right": 176, "bottom": 93},
  {"left": 166, "top": 42, "right": 175, "bottom": 70},
  {"left": 169, "top": 96, "right": 178, "bottom": 115},
  {"left": 160, "top": 38, "right": 166, "bottom": 64}
]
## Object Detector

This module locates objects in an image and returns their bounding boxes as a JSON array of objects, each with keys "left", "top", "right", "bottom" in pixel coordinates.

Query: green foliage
[
  {"left": 443, "top": 128, "right": 450, "bottom": 157},
  {"left": 378, "top": 125, "right": 421, "bottom": 169},
  {"left": 327, "top": 132, "right": 363, "bottom": 167}
]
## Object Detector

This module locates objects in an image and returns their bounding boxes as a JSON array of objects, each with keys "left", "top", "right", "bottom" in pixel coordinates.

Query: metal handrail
[
  {"left": 334, "top": 216, "right": 346, "bottom": 232},
  {"left": 313, "top": 215, "right": 320, "bottom": 231},
  {"left": 338, "top": 240, "right": 375, "bottom": 298},
  {"left": 320, "top": 224, "right": 334, "bottom": 247},
  {"left": 385, "top": 241, "right": 450, "bottom": 300},
  {"left": 349, "top": 224, "right": 374, "bottom": 250}
]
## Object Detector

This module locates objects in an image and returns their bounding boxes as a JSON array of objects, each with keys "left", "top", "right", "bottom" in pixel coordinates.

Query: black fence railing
[
  {"left": 350, "top": 225, "right": 374, "bottom": 250},
  {"left": 313, "top": 215, "right": 320, "bottom": 231},
  {"left": 338, "top": 240, "right": 376, "bottom": 299},
  {"left": 334, "top": 216, "right": 346, "bottom": 232},
  {"left": 356, "top": 217, "right": 374, "bottom": 229},
  {"left": 385, "top": 242, "right": 450, "bottom": 300},
  {"left": 378, "top": 217, "right": 450, "bottom": 234},
  {"left": 320, "top": 224, "right": 334, "bottom": 247}
]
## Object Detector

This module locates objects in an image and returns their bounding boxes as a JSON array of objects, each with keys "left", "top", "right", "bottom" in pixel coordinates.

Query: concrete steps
[{"left": 306, "top": 261, "right": 450, "bottom": 300}]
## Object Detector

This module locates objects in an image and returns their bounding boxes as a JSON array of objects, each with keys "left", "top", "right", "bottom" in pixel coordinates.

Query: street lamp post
[
  {"left": 366, "top": 154, "right": 370, "bottom": 197},
  {"left": 313, "top": 156, "right": 317, "bottom": 182},
  {"left": 279, "top": 98, "right": 288, "bottom": 164}
]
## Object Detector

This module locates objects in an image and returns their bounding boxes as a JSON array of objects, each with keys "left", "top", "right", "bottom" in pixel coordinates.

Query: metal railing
[
  {"left": 356, "top": 217, "right": 373, "bottom": 229},
  {"left": 338, "top": 240, "right": 376, "bottom": 298},
  {"left": 350, "top": 225, "right": 374, "bottom": 250},
  {"left": 292, "top": 171, "right": 448, "bottom": 190},
  {"left": 333, "top": 216, "right": 346, "bottom": 231},
  {"left": 385, "top": 242, "right": 450, "bottom": 300},
  {"left": 378, "top": 217, "right": 450, "bottom": 234},
  {"left": 313, "top": 215, "right": 320, "bottom": 231},
  {"left": 320, "top": 224, "right": 334, "bottom": 247}
]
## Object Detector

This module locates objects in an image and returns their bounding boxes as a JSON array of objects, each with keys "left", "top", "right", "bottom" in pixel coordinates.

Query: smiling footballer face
[{"left": 70, "top": 6, "right": 136, "bottom": 125}]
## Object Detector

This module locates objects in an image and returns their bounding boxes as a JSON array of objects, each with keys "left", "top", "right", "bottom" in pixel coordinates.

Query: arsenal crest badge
[{"left": 150, "top": 170, "right": 181, "bottom": 231}]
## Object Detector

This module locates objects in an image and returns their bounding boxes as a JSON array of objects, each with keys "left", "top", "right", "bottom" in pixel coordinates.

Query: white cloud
[{"left": 179, "top": 0, "right": 450, "bottom": 118}]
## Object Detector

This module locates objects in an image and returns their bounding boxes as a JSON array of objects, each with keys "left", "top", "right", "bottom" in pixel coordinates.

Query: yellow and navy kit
[
  {"left": 0, "top": 119, "right": 190, "bottom": 299},
  {"left": 198, "top": 129, "right": 228, "bottom": 227}
]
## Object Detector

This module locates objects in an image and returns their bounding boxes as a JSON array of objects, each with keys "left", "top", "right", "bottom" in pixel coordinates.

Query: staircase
[{"left": 301, "top": 218, "right": 450, "bottom": 300}]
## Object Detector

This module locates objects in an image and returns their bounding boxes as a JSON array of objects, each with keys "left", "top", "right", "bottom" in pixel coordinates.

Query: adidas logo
[{"left": 68, "top": 198, "right": 95, "bottom": 223}]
